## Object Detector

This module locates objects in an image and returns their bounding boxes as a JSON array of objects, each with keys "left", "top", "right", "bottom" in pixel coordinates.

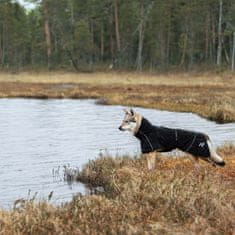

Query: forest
[{"left": 0, "top": 0, "right": 235, "bottom": 71}]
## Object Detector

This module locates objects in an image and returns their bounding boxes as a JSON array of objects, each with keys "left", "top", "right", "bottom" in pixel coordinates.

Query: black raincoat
[{"left": 135, "top": 118, "right": 210, "bottom": 158}]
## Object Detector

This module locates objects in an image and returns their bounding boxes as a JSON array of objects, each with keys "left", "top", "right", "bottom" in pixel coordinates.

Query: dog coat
[{"left": 135, "top": 118, "right": 210, "bottom": 158}]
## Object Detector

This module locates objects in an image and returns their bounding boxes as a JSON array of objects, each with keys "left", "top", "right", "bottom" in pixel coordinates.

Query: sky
[{"left": 16, "top": 0, "right": 37, "bottom": 9}]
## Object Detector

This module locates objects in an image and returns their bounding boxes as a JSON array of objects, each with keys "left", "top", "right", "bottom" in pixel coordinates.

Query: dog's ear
[
  {"left": 123, "top": 108, "right": 130, "bottom": 114},
  {"left": 130, "top": 108, "right": 135, "bottom": 116}
]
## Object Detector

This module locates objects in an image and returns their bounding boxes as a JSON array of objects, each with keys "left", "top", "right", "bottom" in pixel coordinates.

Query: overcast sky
[{"left": 16, "top": 0, "right": 36, "bottom": 9}]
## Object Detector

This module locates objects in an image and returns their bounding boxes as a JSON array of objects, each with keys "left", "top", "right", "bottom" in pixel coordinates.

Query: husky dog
[{"left": 119, "top": 108, "right": 225, "bottom": 170}]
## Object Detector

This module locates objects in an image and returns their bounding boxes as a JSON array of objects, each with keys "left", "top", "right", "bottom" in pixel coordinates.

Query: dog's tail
[
  {"left": 207, "top": 140, "right": 225, "bottom": 167},
  {"left": 211, "top": 153, "right": 226, "bottom": 166}
]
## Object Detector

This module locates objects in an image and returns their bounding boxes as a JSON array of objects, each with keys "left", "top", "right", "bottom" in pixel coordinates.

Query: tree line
[{"left": 0, "top": 0, "right": 235, "bottom": 71}]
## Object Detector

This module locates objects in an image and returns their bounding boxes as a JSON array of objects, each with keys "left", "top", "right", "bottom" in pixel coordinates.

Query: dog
[{"left": 119, "top": 108, "right": 225, "bottom": 170}]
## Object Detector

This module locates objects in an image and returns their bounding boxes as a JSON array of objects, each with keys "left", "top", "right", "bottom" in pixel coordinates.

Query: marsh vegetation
[
  {"left": 1, "top": 0, "right": 235, "bottom": 233},
  {"left": 1, "top": 71, "right": 235, "bottom": 123},
  {"left": 0, "top": 144, "right": 234, "bottom": 234},
  {"left": 0, "top": 73, "right": 234, "bottom": 233}
]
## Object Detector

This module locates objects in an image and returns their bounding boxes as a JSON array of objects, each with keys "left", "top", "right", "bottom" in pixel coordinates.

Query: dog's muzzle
[{"left": 118, "top": 126, "right": 123, "bottom": 131}]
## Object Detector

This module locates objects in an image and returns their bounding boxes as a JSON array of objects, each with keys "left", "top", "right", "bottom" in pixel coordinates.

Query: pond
[{"left": 0, "top": 98, "right": 235, "bottom": 208}]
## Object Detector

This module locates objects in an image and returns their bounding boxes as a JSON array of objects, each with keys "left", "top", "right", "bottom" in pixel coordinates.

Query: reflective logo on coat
[{"left": 199, "top": 142, "right": 205, "bottom": 148}]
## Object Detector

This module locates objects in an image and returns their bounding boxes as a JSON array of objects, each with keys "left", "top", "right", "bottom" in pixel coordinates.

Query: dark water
[{"left": 0, "top": 99, "right": 234, "bottom": 208}]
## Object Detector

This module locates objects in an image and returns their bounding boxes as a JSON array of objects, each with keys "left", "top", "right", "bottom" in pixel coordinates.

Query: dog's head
[{"left": 119, "top": 108, "right": 142, "bottom": 134}]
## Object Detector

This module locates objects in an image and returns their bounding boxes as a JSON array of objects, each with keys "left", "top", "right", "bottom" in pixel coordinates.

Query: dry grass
[
  {"left": 0, "top": 71, "right": 234, "bottom": 86},
  {"left": 0, "top": 146, "right": 234, "bottom": 234},
  {"left": 0, "top": 71, "right": 235, "bottom": 123}
]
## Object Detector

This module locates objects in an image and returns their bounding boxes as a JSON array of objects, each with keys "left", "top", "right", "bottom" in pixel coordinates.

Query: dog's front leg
[{"left": 145, "top": 152, "right": 156, "bottom": 170}]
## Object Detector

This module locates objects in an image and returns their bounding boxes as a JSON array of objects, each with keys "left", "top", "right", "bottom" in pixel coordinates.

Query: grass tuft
[{"left": 209, "top": 101, "right": 235, "bottom": 123}]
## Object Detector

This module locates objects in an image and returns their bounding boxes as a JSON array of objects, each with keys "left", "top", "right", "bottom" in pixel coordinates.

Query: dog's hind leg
[
  {"left": 146, "top": 152, "right": 156, "bottom": 170},
  {"left": 207, "top": 140, "right": 225, "bottom": 166}
]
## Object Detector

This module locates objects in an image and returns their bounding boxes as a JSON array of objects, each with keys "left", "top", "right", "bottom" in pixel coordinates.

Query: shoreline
[{"left": 0, "top": 71, "right": 235, "bottom": 123}]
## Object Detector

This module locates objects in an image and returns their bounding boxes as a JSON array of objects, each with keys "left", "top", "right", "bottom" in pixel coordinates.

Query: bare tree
[
  {"left": 0, "top": 33, "right": 3, "bottom": 66},
  {"left": 136, "top": 1, "right": 154, "bottom": 70},
  {"left": 43, "top": 0, "right": 52, "bottom": 69},
  {"left": 113, "top": 0, "right": 121, "bottom": 52},
  {"left": 136, "top": 0, "right": 145, "bottom": 71},
  {"left": 232, "top": 31, "right": 235, "bottom": 71},
  {"left": 100, "top": 24, "right": 104, "bottom": 61},
  {"left": 217, "top": 0, "right": 223, "bottom": 66}
]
